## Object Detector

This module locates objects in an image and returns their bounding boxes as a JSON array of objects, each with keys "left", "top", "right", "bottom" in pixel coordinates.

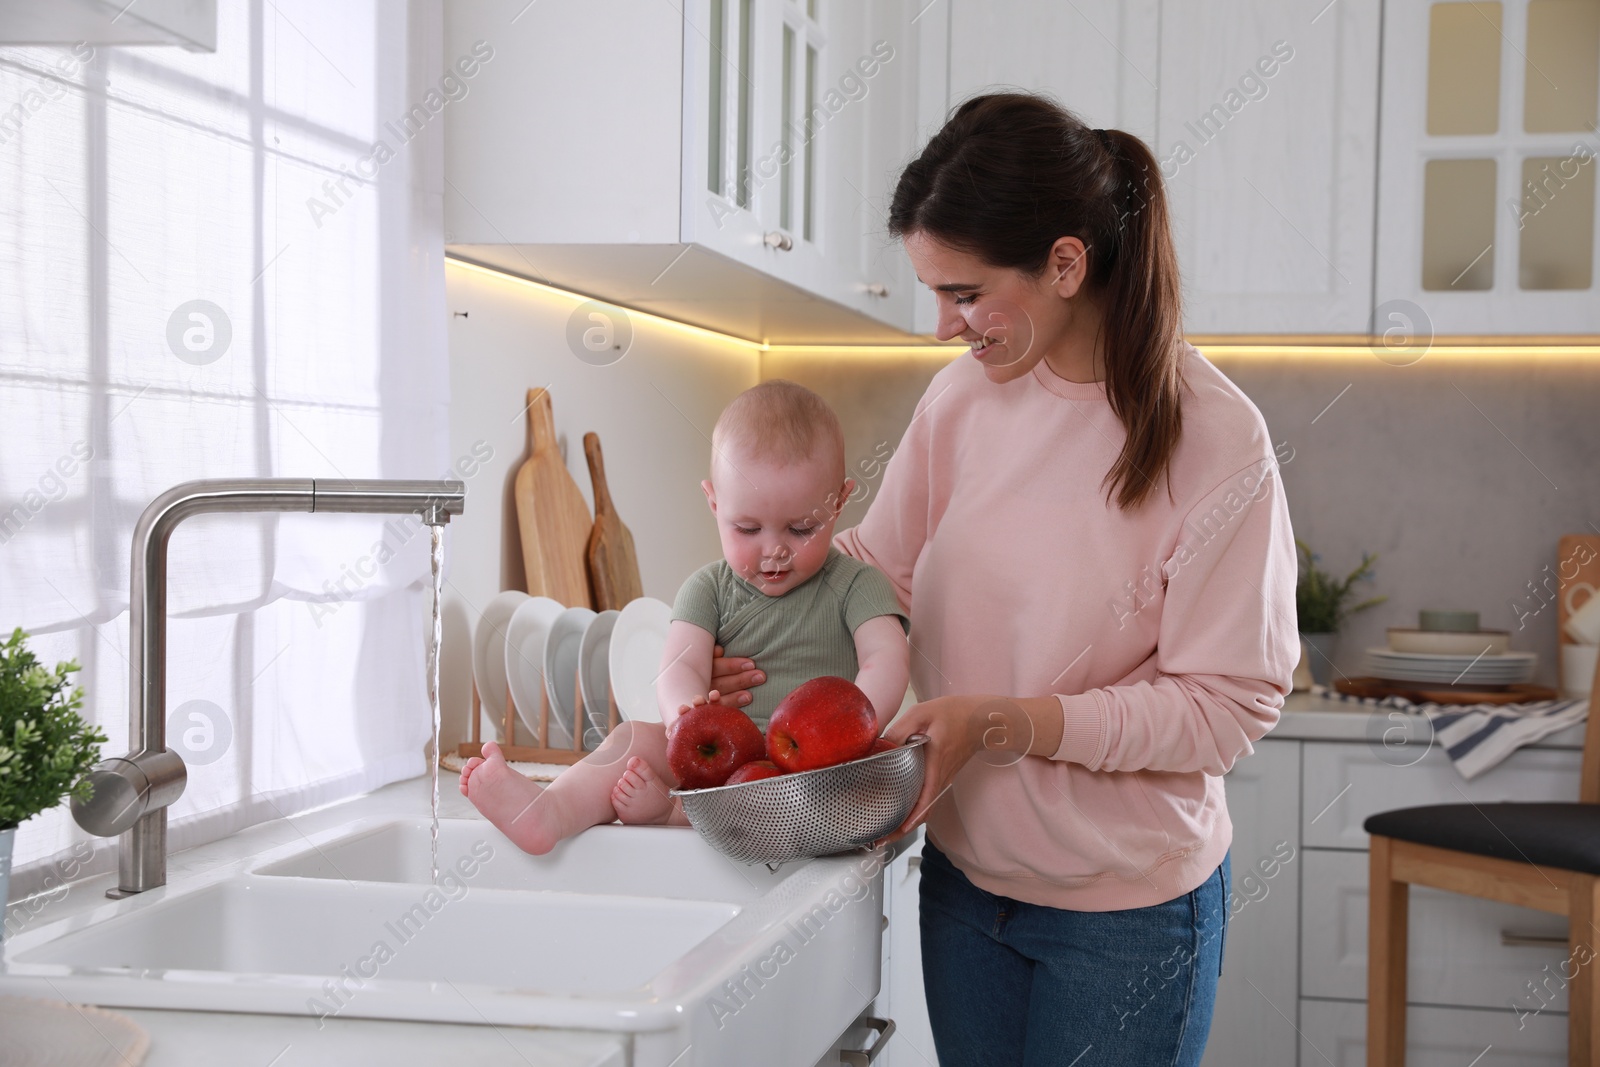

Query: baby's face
[{"left": 702, "top": 453, "right": 854, "bottom": 596}]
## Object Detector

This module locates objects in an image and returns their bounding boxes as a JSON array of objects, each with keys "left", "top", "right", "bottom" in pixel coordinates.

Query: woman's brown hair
[{"left": 888, "top": 92, "right": 1184, "bottom": 510}]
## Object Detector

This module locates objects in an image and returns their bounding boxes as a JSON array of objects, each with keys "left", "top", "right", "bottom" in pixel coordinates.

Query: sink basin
[
  {"left": 1, "top": 812, "right": 887, "bottom": 1067},
  {"left": 252, "top": 817, "right": 784, "bottom": 901}
]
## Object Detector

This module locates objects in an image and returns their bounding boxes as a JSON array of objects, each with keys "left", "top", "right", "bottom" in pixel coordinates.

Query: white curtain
[{"left": 0, "top": 1, "right": 449, "bottom": 893}]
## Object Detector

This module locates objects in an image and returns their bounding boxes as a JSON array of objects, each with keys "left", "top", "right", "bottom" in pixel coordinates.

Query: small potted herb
[
  {"left": 1296, "top": 539, "right": 1387, "bottom": 686},
  {"left": 0, "top": 628, "right": 106, "bottom": 929}
]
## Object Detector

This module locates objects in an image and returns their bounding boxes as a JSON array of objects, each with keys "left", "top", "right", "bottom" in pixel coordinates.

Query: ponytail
[{"left": 888, "top": 94, "right": 1185, "bottom": 510}]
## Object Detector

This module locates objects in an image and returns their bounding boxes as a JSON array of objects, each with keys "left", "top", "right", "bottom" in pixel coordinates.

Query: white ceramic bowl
[{"left": 1387, "top": 628, "right": 1510, "bottom": 655}]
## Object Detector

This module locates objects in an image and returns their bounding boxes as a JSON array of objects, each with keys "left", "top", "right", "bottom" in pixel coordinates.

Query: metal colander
[{"left": 672, "top": 736, "right": 927, "bottom": 865}]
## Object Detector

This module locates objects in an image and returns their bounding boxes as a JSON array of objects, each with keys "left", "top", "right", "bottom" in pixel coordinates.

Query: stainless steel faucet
[{"left": 72, "top": 478, "right": 465, "bottom": 897}]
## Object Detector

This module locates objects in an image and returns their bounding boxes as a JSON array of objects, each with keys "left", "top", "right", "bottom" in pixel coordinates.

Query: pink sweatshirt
[{"left": 833, "top": 343, "right": 1298, "bottom": 911}]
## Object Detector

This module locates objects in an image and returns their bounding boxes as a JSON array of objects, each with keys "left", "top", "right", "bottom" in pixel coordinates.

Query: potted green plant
[
  {"left": 0, "top": 627, "right": 106, "bottom": 930},
  {"left": 1296, "top": 538, "right": 1387, "bottom": 687}
]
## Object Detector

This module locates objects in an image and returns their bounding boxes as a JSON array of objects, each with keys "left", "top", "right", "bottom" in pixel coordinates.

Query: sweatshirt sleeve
[
  {"left": 1052, "top": 456, "right": 1299, "bottom": 776},
  {"left": 831, "top": 381, "right": 940, "bottom": 616}
]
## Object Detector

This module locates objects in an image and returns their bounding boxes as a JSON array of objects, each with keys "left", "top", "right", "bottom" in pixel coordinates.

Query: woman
[{"left": 711, "top": 93, "right": 1297, "bottom": 1066}]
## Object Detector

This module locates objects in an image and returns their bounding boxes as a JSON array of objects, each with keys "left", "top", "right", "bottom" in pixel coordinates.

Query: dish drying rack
[{"left": 456, "top": 661, "right": 619, "bottom": 766}]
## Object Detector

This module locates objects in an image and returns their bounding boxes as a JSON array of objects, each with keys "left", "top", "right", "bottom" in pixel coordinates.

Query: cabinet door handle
[
  {"left": 840, "top": 1016, "right": 896, "bottom": 1066},
  {"left": 907, "top": 855, "right": 920, "bottom": 871},
  {"left": 764, "top": 230, "right": 794, "bottom": 251},
  {"left": 1500, "top": 929, "right": 1569, "bottom": 948}
]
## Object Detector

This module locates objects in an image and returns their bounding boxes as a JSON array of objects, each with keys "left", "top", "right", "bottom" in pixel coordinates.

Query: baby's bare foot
[
  {"left": 457, "top": 755, "right": 484, "bottom": 796},
  {"left": 463, "top": 741, "right": 564, "bottom": 855},
  {"left": 611, "top": 757, "right": 677, "bottom": 825}
]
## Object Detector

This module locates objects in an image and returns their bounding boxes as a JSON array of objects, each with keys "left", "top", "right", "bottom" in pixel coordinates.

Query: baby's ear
[{"left": 700, "top": 479, "right": 716, "bottom": 510}]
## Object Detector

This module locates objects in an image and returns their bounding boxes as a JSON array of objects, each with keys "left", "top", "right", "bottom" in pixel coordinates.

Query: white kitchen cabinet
[
  {"left": 1201, "top": 738, "right": 1304, "bottom": 1067},
  {"left": 1300, "top": 740, "right": 1582, "bottom": 850},
  {"left": 1375, "top": 0, "right": 1600, "bottom": 334},
  {"left": 874, "top": 831, "right": 936, "bottom": 1067},
  {"left": 1300, "top": 848, "right": 1570, "bottom": 1010},
  {"left": 1155, "top": 0, "right": 1382, "bottom": 334},
  {"left": 938, "top": 0, "right": 1382, "bottom": 335},
  {"left": 444, "top": 0, "right": 918, "bottom": 341},
  {"left": 946, "top": 0, "right": 1160, "bottom": 142},
  {"left": 1299, "top": 997, "right": 1569, "bottom": 1066}
]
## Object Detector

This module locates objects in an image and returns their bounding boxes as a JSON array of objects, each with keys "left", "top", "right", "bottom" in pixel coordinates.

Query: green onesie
[{"left": 669, "top": 546, "right": 910, "bottom": 730}]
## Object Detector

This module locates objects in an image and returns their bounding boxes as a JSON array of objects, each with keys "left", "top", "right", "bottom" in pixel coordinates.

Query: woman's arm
[
  {"left": 1051, "top": 457, "right": 1297, "bottom": 776},
  {"left": 655, "top": 620, "right": 716, "bottom": 730},
  {"left": 851, "top": 614, "right": 911, "bottom": 732}
]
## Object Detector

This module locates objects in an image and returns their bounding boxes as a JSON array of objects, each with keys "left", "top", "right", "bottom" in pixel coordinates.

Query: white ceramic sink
[{"left": 1, "top": 806, "right": 888, "bottom": 1067}]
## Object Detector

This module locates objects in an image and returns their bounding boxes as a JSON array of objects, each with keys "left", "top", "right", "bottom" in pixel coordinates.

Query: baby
[{"left": 459, "top": 379, "right": 912, "bottom": 854}]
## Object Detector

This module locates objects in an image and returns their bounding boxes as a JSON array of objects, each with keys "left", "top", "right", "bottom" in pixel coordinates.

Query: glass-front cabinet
[
  {"left": 1378, "top": 0, "right": 1600, "bottom": 333},
  {"left": 683, "top": 0, "right": 914, "bottom": 329}
]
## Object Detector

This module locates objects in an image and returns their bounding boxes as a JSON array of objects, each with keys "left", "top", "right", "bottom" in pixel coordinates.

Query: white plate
[
  {"left": 543, "top": 607, "right": 597, "bottom": 752},
  {"left": 1367, "top": 648, "right": 1536, "bottom": 665},
  {"left": 609, "top": 597, "right": 674, "bottom": 723},
  {"left": 1365, "top": 648, "right": 1536, "bottom": 685},
  {"left": 471, "top": 591, "right": 529, "bottom": 739},
  {"left": 578, "top": 609, "right": 620, "bottom": 750},
  {"left": 503, "top": 597, "right": 567, "bottom": 745}
]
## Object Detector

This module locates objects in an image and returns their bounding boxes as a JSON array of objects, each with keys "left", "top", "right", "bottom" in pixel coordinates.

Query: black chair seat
[{"left": 1365, "top": 803, "right": 1600, "bottom": 876}]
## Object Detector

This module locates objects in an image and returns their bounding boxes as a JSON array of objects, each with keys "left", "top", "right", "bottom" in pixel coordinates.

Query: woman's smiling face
[{"left": 904, "top": 230, "right": 1094, "bottom": 384}]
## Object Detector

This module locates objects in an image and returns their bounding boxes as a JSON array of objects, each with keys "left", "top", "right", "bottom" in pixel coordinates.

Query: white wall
[{"left": 441, "top": 260, "right": 759, "bottom": 745}]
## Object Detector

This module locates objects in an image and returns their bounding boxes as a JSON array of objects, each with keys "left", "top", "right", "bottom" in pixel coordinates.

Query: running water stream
[{"left": 427, "top": 524, "right": 445, "bottom": 885}]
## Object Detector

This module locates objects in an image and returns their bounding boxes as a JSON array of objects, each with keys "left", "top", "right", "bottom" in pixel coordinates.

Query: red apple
[
  {"left": 668, "top": 704, "right": 766, "bottom": 790},
  {"left": 725, "top": 759, "right": 783, "bottom": 784},
  {"left": 766, "top": 676, "right": 877, "bottom": 773},
  {"left": 869, "top": 737, "right": 897, "bottom": 754}
]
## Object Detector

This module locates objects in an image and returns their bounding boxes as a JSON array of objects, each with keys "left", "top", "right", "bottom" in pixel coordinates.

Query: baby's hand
[
  {"left": 675, "top": 689, "right": 723, "bottom": 718},
  {"left": 665, "top": 690, "right": 722, "bottom": 739}
]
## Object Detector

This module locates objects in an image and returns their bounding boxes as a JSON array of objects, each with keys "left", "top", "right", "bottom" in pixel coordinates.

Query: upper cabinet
[
  {"left": 939, "top": 0, "right": 1383, "bottom": 336},
  {"left": 1377, "top": 0, "right": 1600, "bottom": 334},
  {"left": 1155, "top": 0, "right": 1382, "bottom": 335},
  {"left": 444, "top": 0, "right": 920, "bottom": 343}
]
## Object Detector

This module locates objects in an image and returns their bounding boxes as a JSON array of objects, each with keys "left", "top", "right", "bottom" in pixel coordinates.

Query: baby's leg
[{"left": 460, "top": 740, "right": 560, "bottom": 855}]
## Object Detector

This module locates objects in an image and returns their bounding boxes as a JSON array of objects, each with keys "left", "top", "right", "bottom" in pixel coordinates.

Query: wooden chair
[{"left": 1366, "top": 652, "right": 1600, "bottom": 1066}]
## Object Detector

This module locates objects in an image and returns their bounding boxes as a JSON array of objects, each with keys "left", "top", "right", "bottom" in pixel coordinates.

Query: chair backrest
[{"left": 1579, "top": 651, "right": 1600, "bottom": 803}]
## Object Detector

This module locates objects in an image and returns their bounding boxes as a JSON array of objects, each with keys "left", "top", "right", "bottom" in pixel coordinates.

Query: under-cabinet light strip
[{"left": 450, "top": 256, "right": 1600, "bottom": 359}]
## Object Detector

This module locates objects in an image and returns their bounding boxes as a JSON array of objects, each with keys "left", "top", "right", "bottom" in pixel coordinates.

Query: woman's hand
[
  {"left": 709, "top": 645, "right": 765, "bottom": 709},
  {"left": 883, "top": 694, "right": 1042, "bottom": 837}
]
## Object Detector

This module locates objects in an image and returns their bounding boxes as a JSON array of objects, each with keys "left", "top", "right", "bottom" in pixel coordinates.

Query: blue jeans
[{"left": 918, "top": 841, "right": 1229, "bottom": 1067}]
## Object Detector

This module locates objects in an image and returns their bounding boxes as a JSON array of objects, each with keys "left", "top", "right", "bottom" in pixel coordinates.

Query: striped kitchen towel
[{"left": 1310, "top": 684, "right": 1589, "bottom": 779}]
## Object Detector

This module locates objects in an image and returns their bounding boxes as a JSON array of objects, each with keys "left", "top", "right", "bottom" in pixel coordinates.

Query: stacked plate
[
  {"left": 1365, "top": 647, "right": 1536, "bottom": 686},
  {"left": 472, "top": 594, "right": 675, "bottom": 751}
]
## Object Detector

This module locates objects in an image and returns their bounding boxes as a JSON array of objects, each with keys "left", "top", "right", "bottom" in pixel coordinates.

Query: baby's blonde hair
[{"left": 710, "top": 379, "right": 845, "bottom": 484}]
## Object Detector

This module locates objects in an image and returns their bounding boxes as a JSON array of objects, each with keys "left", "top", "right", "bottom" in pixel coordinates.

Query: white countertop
[{"left": 1270, "top": 690, "right": 1586, "bottom": 748}]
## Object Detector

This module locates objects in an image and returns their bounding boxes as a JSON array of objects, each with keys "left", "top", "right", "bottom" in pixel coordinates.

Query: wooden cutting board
[
  {"left": 514, "top": 388, "right": 592, "bottom": 608},
  {"left": 584, "top": 431, "right": 643, "bottom": 610}
]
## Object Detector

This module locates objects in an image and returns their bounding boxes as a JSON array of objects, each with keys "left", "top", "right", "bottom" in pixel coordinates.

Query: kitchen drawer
[
  {"left": 1300, "top": 849, "right": 1570, "bottom": 1011},
  {"left": 1301, "top": 741, "right": 1580, "bottom": 850},
  {"left": 1298, "top": 997, "right": 1568, "bottom": 1066}
]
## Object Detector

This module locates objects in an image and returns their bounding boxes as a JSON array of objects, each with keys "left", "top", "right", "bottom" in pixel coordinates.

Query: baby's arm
[
  {"left": 852, "top": 615, "right": 911, "bottom": 733},
  {"left": 655, "top": 620, "right": 717, "bottom": 730}
]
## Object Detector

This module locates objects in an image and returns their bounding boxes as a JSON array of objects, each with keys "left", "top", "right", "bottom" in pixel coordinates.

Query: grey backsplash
[{"left": 765, "top": 347, "right": 1600, "bottom": 690}]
